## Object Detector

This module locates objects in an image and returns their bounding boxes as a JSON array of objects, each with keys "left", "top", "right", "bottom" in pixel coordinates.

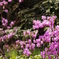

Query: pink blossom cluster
[
  {"left": 15, "top": 39, "right": 35, "bottom": 56},
  {"left": 41, "top": 41, "right": 59, "bottom": 59},
  {"left": 15, "top": 35, "right": 51, "bottom": 57},
  {"left": 2, "top": 18, "right": 8, "bottom": 27},
  {"left": 19, "top": 0, "right": 23, "bottom": 3},
  {"left": 38, "top": 16, "right": 59, "bottom": 59},
  {"left": 8, "top": 0, "right": 23, "bottom": 3},
  {"left": 0, "top": 0, "right": 8, "bottom": 6},
  {"left": 2, "top": 18, "right": 15, "bottom": 29},
  {"left": 0, "top": 0, "right": 23, "bottom": 28},
  {"left": 33, "top": 16, "right": 57, "bottom": 29},
  {"left": 23, "top": 48, "right": 31, "bottom": 56},
  {"left": 23, "top": 30, "right": 37, "bottom": 38},
  {"left": 0, "top": 15, "right": 59, "bottom": 58},
  {"left": 0, "top": 0, "right": 23, "bottom": 6},
  {"left": 15, "top": 16, "right": 58, "bottom": 57},
  {"left": 0, "top": 32, "right": 15, "bottom": 43}
]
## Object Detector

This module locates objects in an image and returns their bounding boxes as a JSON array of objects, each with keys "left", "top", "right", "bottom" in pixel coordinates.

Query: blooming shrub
[{"left": 0, "top": 0, "right": 59, "bottom": 59}]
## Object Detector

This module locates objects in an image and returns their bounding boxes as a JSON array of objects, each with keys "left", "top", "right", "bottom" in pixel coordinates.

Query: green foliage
[
  {"left": 5, "top": 49, "right": 18, "bottom": 59},
  {"left": 16, "top": 55, "right": 42, "bottom": 59},
  {"left": 32, "top": 48, "right": 40, "bottom": 56},
  {"left": 0, "top": 56, "right": 2, "bottom": 59}
]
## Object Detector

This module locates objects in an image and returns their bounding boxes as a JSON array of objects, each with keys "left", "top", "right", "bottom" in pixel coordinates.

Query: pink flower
[
  {"left": 8, "top": 0, "right": 12, "bottom": 2},
  {"left": 16, "top": 44, "right": 18, "bottom": 47},
  {"left": 45, "top": 36, "right": 51, "bottom": 42},
  {"left": 0, "top": 2, "right": 3, "bottom": 6},
  {"left": 28, "top": 39, "right": 31, "bottom": 44},
  {"left": 19, "top": 0, "right": 23, "bottom": 2},
  {"left": 26, "top": 44, "right": 30, "bottom": 48},
  {"left": 23, "top": 31, "right": 26, "bottom": 35},
  {"left": 42, "top": 20, "right": 51, "bottom": 26},
  {"left": 36, "top": 43, "right": 41, "bottom": 48},
  {"left": 33, "top": 39, "right": 36, "bottom": 43},
  {"left": 3, "top": 0, "right": 8, "bottom": 5},
  {"left": 7, "top": 49, "right": 9, "bottom": 52},
  {"left": 33, "top": 20, "right": 36, "bottom": 25},
  {"left": 47, "top": 16, "right": 51, "bottom": 20},
  {"left": 27, "top": 30, "right": 30, "bottom": 35},
  {"left": 7, "top": 33, "right": 13, "bottom": 39},
  {"left": 5, "top": 19, "right": 8, "bottom": 24},
  {"left": 36, "top": 39, "right": 41, "bottom": 43},
  {"left": 2, "top": 23, "right": 6, "bottom": 26},
  {"left": 55, "top": 57, "right": 58, "bottom": 59},
  {"left": 27, "top": 51, "right": 31, "bottom": 56},
  {"left": 23, "top": 48, "right": 31, "bottom": 56},
  {"left": 1, "top": 37, "right": 4, "bottom": 42},
  {"left": 2, "top": 18, "right": 5, "bottom": 23},
  {"left": 2, "top": 18, "right": 8, "bottom": 26},
  {"left": 23, "top": 30, "right": 30, "bottom": 35},
  {"left": 31, "top": 43, "right": 35, "bottom": 50},
  {"left": 21, "top": 45, "right": 24, "bottom": 49},
  {"left": 41, "top": 41, "right": 43, "bottom": 44},
  {"left": 7, "top": 26, "right": 10, "bottom": 29},
  {"left": 33, "top": 20, "right": 41, "bottom": 29},
  {"left": 45, "top": 47, "right": 48, "bottom": 52},
  {"left": 14, "top": 27, "right": 17, "bottom": 32},
  {"left": 42, "top": 16, "right": 46, "bottom": 20},
  {"left": 31, "top": 31, "right": 37, "bottom": 38},
  {"left": 3, "top": 35, "right": 7, "bottom": 40},
  {"left": 0, "top": 28, "right": 3, "bottom": 31},
  {"left": 19, "top": 41, "right": 25, "bottom": 46},
  {"left": 55, "top": 25, "right": 59, "bottom": 30},
  {"left": 10, "top": 21, "right": 15, "bottom": 27},
  {"left": 16, "top": 40, "right": 20, "bottom": 44},
  {"left": 52, "top": 16, "right": 57, "bottom": 20},
  {"left": 5, "top": 9, "right": 8, "bottom": 13}
]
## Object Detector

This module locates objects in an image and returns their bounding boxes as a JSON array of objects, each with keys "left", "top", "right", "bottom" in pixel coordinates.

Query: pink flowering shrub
[
  {"left": 0, "top": 14, "right": 59, "bottom": 59},
  {"left": 0, "top": 0, "right": 59, "bottom": 59}
]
